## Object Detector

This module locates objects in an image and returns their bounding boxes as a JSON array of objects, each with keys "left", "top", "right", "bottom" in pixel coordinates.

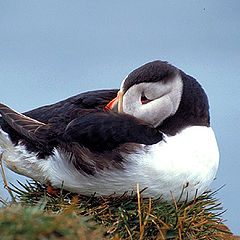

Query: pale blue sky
[{"left": 0, "top": 0, "right": 239, "bottom": 234}]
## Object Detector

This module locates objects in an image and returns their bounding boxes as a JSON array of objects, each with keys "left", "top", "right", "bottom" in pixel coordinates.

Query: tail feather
[{"left": 0, "top": 102, "right": 46, "bottom": 143}]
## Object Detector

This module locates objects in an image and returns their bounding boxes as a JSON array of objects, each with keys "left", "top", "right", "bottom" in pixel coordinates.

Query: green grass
[
  {"left": 0, "top": 180, "right": 231, "bottom": 240},
  {"left": 0, "top": 202, "right": 104, "bottom": 240}
]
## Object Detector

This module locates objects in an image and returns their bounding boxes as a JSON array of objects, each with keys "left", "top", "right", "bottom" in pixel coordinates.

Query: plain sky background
[{"left": 0, "top": 0, "right": 239, "bottom": 234}]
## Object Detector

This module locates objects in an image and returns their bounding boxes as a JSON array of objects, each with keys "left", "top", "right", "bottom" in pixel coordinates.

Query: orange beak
[
  {"left": 105, "top": 91, "right": 123, "bottom": 113},
  {"left": 105, "top": 96, "right": 119, "bottom": 111}
]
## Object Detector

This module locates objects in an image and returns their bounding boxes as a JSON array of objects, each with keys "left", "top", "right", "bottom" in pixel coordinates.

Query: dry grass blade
[
  {"left": 0, "top": 153, "right": 16, "bottom": 203},
  {"left": 0, "top": 196, "right": 8, "bottom": 205},
  {"left": 137, "top": 183, "right": 143, "bottom": 239}
]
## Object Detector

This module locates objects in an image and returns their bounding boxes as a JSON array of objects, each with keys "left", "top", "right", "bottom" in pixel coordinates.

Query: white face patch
[{"left": 121, "top": 74, "right": 183, "bottom": 127}]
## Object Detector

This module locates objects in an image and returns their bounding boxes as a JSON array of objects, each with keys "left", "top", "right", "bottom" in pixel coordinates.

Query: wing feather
[{"left": 0, "top": 102, "right": 46, "bottom": 142}]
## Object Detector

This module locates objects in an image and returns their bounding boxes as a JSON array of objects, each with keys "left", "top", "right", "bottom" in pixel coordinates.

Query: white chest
[{"left": 126, "top": 126, "right": 219, "bottom": 200}]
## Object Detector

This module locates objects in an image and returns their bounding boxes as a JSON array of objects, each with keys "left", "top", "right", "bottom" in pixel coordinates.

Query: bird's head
[{"left": 105, "top": 60, "right": 209, "bottom": 132}]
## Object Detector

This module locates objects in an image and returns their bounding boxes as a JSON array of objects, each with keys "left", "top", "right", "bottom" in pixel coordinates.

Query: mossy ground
[{"left": 0, "top": 180, "right": 232, "bottom": 240}]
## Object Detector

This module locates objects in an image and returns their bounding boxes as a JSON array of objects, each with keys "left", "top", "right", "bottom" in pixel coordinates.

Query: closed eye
[{"left": 141, "top": 93, "right": 152, "bottom": 104}]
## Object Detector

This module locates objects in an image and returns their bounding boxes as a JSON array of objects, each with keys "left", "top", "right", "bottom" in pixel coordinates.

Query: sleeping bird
[{"left": 0, "top": 60, "right": 219, "bottom": 201}]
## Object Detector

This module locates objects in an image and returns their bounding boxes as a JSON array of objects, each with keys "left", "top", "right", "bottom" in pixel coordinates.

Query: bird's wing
[
  {"left": 0, "top": 101, "right": 162, "bottom": 154},
  {"left": 62, "top": 111, "right": 163, "bottom": 153},
  {"left": 0, "top": 89, "right": 119, "bottom": 145},
  {"left": 23, "top": 89, "right": 119, "bottom": 123}
]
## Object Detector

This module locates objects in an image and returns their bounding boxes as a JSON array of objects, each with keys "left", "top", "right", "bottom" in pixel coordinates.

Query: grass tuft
[
  {"left": 0, "top": 180, "right": 231, "bottom": 239},
  {"left": 0, "top": 200, "right": 105, "bottom": 240}
]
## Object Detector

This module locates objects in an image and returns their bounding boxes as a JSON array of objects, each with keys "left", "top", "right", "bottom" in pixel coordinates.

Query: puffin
[{"left": 0, "top": 60, "right": 219, "bottom": 201}]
